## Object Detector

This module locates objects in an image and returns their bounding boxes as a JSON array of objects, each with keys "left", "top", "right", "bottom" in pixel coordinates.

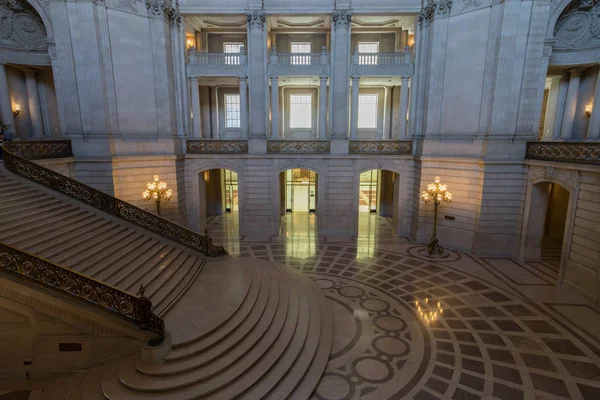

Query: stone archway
[{"left": 520, "top": 166, "right": 579, "bottom": 284}]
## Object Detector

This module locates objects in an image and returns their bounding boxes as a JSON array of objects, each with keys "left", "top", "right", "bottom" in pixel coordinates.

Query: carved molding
[
  {"left": 246, "top": 10, "right": 266, "bottom": 30},
  {"left": 145, "top": 0, "right": 180, "bottom": 22},
  {"left": 553, "top": 0, "right": 600, "bottom": 52},
  {"left": 418, "top": 0, "right": 453, "bottom": 28},
  {"left": 0, "top": 0, "right": 47, "bottom": 50},
  {"left": 267, "top": 140, "right": 330, "bottom": 154},
  {"left": 186, "top": 140, "right": 248, "bottom": 154},
  {"left": 353, "top": 158, "right": 410, "bottom": 174},
  {"left": 332, "top": 9, "right": 352, "bottom": 29},
  {"left": 528, "top": 164, "right": 579, "bottom": 191},
  {"left": 349, "top": 140, "right": 413, "bottom": 155},
  {"left": 460, "top": 0, "right": 482, "bottom": 11}
]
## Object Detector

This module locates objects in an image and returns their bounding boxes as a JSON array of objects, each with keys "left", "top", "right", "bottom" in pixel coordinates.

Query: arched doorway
[
  {"left": 521, "top": 181, "right": 573, "bottom": 281},
  {"left": 356, "top": 169, "right": 401, "bottom": 249},
  {"left": 278, "top": 168, "right": 318, "bottom": 237},
  {"left": 198, "top": 168, "right": 240, "bottom": 249}
]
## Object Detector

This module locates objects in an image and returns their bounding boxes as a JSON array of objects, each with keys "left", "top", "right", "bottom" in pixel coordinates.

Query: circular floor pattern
[{"left": 238, "top": 243, "right": 600, "bottom": 400}]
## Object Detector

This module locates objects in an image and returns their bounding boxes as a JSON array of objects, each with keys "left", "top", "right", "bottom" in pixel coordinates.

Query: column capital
[
  {"left": 332, "top": 9, "right": 352, "bottom": 29},
  {"left": 246, "top": 10, "right": 266, "bottom": 30},
  {"left": 400, "top": 76, "right": 410, "bottom": 83}
]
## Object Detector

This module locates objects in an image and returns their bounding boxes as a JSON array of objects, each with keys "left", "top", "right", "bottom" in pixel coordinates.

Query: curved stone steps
[
  {"left": 150, "top": 257, "right": 205, "bottom": 315},
  {"left": 161, "top": 263, "right": 263, "bottom": 361},
  {"left": 115, "top": 267, "right": 287, "bottom": 391}
]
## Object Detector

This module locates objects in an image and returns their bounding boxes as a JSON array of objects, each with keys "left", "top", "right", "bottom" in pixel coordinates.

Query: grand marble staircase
[{"left": 0, "top": 145, "right": 332, "bottom": 399}]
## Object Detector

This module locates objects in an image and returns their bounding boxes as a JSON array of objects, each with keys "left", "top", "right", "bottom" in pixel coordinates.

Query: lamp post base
[{"left": 427, "top": 235, "right": 444, "bottom": 255}]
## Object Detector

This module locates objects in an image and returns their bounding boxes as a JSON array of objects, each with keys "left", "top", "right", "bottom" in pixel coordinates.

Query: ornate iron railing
[
  {"left": 267, "top": 140, "right": 330, "bottom": 154},
  {"left": 349, "top": 140, "right": 413, "bottom": 155},
  {"left": 2, "top": 140, "right": 226, "bottom": 257},
  {"left": 0, "top": 241, "right": 164, "bottom": 343},
  {"left": 525, "top": 142, "right": 600, "bottom": 165},
  {"left": 186, "top": 140, "right": 248, "bottom": 154}
]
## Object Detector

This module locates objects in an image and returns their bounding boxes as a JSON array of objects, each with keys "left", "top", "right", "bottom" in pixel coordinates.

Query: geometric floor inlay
[{"left": 237, "top": 242, "right": 600, "bottom": 400}]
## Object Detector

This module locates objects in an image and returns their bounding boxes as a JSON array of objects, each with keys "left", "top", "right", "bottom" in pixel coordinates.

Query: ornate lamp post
[
  {"left": 421, "top": 176, "right": 452, "bottom": 255},
  {"left": 142, "top": 175, "right": 173, "bottom": 216}
]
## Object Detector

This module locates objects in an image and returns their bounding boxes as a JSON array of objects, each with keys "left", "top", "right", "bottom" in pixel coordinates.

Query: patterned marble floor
[{"left": 208, "top": 213, "right": 600, "bottom": 400}]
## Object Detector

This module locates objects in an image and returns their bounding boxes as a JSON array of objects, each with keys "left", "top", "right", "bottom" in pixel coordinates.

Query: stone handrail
[
  {"left": 0, "top": 241, "right": 164, "bottom": 344},
  {"left": 526, "top": 141, "right": 600, "bottom": 165},
  {"left": 2, "top": 140, "right": 227, "bottom": 257}
]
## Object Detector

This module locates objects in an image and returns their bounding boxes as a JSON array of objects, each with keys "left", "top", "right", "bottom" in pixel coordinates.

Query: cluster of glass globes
[
  {"left": 421, "top": 176, "right": 452, "bottom": 204},
  {"left": 416, "top": 298, "right": 444, "bottom": 325},
  {"left": 142, "top": 175, "right": 173, "bottom": 203}
]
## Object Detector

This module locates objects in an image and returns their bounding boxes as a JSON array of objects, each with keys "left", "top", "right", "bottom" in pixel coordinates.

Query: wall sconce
[
  {"left": 12, "top": 104, "right": 20, "bottom": 116},
  {"left": 187, "top": 39, "right": 193, "bottom": 49},
  {"left": 585, "top": 104, "right": 592, "bottom": 117}
]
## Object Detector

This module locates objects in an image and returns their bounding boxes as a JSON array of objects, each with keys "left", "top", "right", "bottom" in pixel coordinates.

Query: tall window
[
  {"left": 358, "top": 42, "right": 379, "bottom": 65},
  {"left": 358, "top": 94, "right": 378, "bottom": 129},
  {"left": 223, "top": 42, "right": 243, "bottom": 65},
  {"left": 289, "top": 95, "right": 312, "bottom": 128},
  {"left": 225, "top": 94, "right": 241, "bottom": 128},
  {"left": 291, "top": 42, "right": 311, "bottom": 65}
]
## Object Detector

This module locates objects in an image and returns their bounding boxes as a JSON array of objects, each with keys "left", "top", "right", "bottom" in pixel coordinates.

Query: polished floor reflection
[{"left": 209, "top": 215, "right": 600, "bottom": 400}]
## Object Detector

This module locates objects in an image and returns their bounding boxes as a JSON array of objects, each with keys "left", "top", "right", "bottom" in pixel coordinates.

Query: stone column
[
  {"left": 383, "top": 86, "right": 391, "bottom": 139},
  {"left": 350, "top": 76, "right": 360, "bottom": 140},
  {"left": 246, "top": 10, "right": 267, "bottom": 138},
  {"left": 399, "top": 77, "right": 410, "bottom": 139},
  {"left": 319, "top": 76, "right": 328, "bottom": 139},
  {"left": 330, "top": 9, "right": 352, "bottom": 139},
  {"left": 37, "top": 73, "right": 51, "bottom": 136},
  {"left": 25, "top": 71, "right": 43, "bottom": 138},
  {"left": 0, "top": 64, "right": 15, "bottom": 136},
  {"left": 211, "top": 86, "right": 219, "bottom": 139},
  {"left": 586, "top": 66, "right": 600, "bottom": 139},
  {"left": 190, "top": 78, "right": 201, "bottom": 138},
  {"left": 270, "top": 77, "right": 279, "bottom": 139},
  {"left": 552, "top": 72, "right": 569, "bottom": 140},
  {"left": 560, "top": 70, "right": 581, "bottom": 140},
  {"left": 240, "top": 77, "right": 249, "bottom": 138}
]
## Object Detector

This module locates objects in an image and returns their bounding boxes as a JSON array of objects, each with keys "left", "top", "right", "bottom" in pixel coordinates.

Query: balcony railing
[
  {"left": 187, "top": 47, "right": 247, "bottom": 78},
  {"left": 525, "top": 141, "right": 600, "bottom": 165},
  {"left": 269, "top": 47, "right": 329, "bottom": 77},
  {"left": 351, "top": 47, "right": 413, "bottom": 77}
]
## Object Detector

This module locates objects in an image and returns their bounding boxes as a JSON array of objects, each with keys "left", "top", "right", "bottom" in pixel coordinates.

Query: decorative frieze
[
  {"left": 246, "top": 10, "right": 266, "bottom": 30},
  {"left": 349, "top": 141, "right": 413, "bottom": 155},
  {"left": 267, "top": 140, "right": 330, "bottom": 154},
  {"left": 145, "top": 0, "right": 180, "bottom": 22},
  {"left": 526, "top": 141, "right": 600, "bottom": 165},
  {"left": 186, "top": 140, "right": 249, "bottom": 154},
  {"left": 528, "top": 164, "right": 580, "bottom": 191}
]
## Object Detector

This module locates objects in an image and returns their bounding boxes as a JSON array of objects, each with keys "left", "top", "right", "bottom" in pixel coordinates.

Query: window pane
[
  {"left": 358, "top": 94, "right": 378, "bottom": 129},
  {"left": 290, "top": 95, "right": 312, "bottom": 128},
  {"left": 290, "top": 42, "right": 312, "bottom": 65},
  {"left": 225, "top": 94, "right": 241, "bottom": 128}
]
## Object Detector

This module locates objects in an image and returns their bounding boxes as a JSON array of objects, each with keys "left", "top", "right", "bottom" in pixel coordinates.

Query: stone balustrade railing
[
  {"left": 353, "top": 50, "right": 411, "bottom": 66},
  {"left": 526, "top": 141, "right": 600, "bottom": 165},
  {"left": 270, "top": 51, "right": 328, "bottom": 66},
  {"left": 188, "top": 49, "right": 246, "bottom": 66}
]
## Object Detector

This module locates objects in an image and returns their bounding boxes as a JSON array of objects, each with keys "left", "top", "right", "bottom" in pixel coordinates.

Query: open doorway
[
  {"left": 357, "top": 169, "right": 400, "bottom": 240},
  {"left": 522, "top": 181, "right": 571, "bottom": 280},
  {"left": 198, "top": 169, "right": 240, "bottom": 246},
  {"left": 278, "top": 168, "right": 318, "bottom": 237}
]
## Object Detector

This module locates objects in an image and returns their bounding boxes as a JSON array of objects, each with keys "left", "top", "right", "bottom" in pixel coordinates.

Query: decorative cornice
[
  {"left": 332, "top": 9, "right": 352, "bottom": 29},
  {"left": 145, "top": 0, "right": 180, "bottom": 22},
  {"left": 246, "top": 10, "right": 266, "bottom": 30},
  {"left": 267, "top": 140, "right": 330, "bottom": 154}
]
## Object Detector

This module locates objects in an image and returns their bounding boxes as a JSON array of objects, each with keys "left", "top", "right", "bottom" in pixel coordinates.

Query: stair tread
[
  {"left": 55, "top": 227, "right": 136, "bottom": 266},
  {"left": 149, "top": 257, "right": 204, "bottom": 313},
  {"left": 153, "top": 259, "right": 205, "bottom": 317},
  {"left": 86, "top": 236, "right": 157, "bottom": 279},
  {"left": 105, "top": 244, "right": 170, "bottom": 287}
]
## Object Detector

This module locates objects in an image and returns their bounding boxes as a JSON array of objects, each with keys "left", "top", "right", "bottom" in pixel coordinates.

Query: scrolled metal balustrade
[
  {"left": 2, "top": 140, "right": 227, "bottom": 258},
  {"left": 0, "top": 241, "right": 164, "bottom": 343},
  {"left": 525, "top": 142, "right": 600, "bottom": 165}
]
